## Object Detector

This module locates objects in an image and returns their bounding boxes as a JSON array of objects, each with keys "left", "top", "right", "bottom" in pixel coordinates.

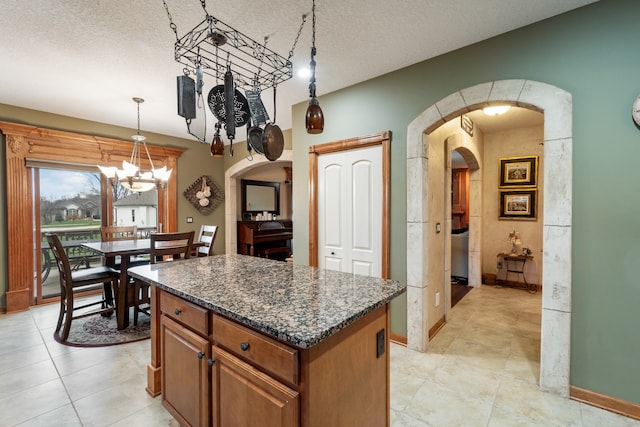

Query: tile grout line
[{"left": 29, "top": 307, "right": 86, "bottom": 427}]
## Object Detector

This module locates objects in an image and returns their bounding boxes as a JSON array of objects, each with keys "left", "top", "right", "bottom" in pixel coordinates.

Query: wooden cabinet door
[
  {"left": 212, "top": 346, "right": 299, "bottom": 427},
  {"left": 161, "top": 315, "right": 210, "bottom": 427}
]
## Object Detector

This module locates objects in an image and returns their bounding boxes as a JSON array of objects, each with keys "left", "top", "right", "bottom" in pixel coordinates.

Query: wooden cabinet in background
[
  {"left": 451, "top": 168, "right": 469, "bottom": 230},
  {"left": 237, "top": 220, "right": 293, "bottom": 259}
]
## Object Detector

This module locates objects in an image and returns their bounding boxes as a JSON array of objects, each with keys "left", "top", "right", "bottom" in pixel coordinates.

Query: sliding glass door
[
  {"left": 32, "top": 167, "right": 103, "bottom": 302},
  {"left": 32, "top": 165, "right": 160, "bottom": 304}
]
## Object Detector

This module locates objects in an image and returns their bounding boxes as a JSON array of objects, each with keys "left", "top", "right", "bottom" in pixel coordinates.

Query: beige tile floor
[{"left": 0, "top": 285, "right": 638, "bottom": 426}]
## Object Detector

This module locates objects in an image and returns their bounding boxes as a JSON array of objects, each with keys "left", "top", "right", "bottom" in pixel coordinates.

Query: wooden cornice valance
[{"left": 0, "top": 120, "right": 184, "bottom": 166}]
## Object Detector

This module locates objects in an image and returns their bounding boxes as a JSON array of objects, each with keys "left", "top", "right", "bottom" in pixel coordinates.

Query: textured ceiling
[{"left": 0, "top": 0, "right": 596, "bottom": 141}]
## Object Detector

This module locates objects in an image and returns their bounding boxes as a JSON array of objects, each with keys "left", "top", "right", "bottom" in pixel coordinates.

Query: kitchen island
[{"left": 128, "top": 254, "right": 405, "bottom": 427}]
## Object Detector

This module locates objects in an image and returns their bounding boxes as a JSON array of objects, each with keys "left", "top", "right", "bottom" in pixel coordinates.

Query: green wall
[{"left": 291, "top": 0, "right": 640, "bottom": 405}]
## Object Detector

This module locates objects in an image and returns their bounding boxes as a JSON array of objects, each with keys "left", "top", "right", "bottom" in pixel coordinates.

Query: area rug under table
[{"left": 54, "top": 308, "right": 150, "bottom": 347}]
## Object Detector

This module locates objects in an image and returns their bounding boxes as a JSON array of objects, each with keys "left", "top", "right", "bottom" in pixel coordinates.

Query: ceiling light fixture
[
  {"left": 98, "top": 98, "right": 172, "bottom": 192},
  {"left": 483, "top": 105, "right": 511, "bottom": 116},
  {"left": 305, "top": 0, "right": 324, "bottom": 134}
]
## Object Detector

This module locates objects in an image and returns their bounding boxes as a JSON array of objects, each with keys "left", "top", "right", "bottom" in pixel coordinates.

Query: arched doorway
[
  {"left": 406, "top": 80, "right": 572, "bottom": 397},
  {"left": 445, "top": 139, "right": 481, "bottom": 319},
  {"left": 224, "top": 150, "right": 293, "bottom": 254}
]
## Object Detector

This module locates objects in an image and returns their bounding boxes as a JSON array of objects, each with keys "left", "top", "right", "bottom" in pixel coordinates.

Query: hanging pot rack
[{"left": 163, "top": 0, "right": 306, "bottom": 93}]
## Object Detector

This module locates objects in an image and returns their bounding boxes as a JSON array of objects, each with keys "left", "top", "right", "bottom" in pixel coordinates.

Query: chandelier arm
[
  {"left": 142, "top": 141, "right": 156, "bottom": 171},
  {"left": 130, "top": 141, "right": 138, "bottom": 165}
]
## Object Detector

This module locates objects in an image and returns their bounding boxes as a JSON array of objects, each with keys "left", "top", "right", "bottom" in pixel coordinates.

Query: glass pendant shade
[
  {"left": 210, "top": 134, "right": 224, "bottom": 157},
  {"left": 305, "top": 97, "right": 324, "bottom": 134}
]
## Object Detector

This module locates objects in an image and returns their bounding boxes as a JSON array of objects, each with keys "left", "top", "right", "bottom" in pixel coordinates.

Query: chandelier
[
  {"left": 98, "top": 98, "right": 172, "bottom": 192},
  {"left": 162, "top": 0, "right": 309, "bottom": 156}
]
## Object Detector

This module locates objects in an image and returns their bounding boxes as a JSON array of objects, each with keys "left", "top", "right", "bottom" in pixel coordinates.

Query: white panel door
[{"left": 318, "top": 145, "right": 382, "bottom": 277}]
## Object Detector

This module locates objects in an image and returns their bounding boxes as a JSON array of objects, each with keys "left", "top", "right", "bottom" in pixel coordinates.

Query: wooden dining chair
[
  {"left": 101, "top": 225, "right": 137, "bottom": 241},
  {"left": 194, "top": 225, "right": 218, "bottom": 257},
  {"left": 133, "top": 231, "right": 195, "bottom": 324},
  {"left": 46, "top": 233, "right": 120, "bottom": 341},
  {"left": 100, "top": 224, "right": 149, "bottom": 266}
]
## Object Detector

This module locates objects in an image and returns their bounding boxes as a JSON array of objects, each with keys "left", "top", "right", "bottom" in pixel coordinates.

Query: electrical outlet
[
  {"left": 435, "top": 292, "right": 440, "bottom": 307},
  {"left": 186, "top": 217, "right": 193, "bottom": 223},
  {"left": 376, "top": 329, "right": 385, "bottom": 358}
]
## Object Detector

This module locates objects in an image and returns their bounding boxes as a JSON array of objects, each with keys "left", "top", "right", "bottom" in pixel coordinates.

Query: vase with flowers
[{"left": 508, "top": 229, "right": 522, "bottom": 254}]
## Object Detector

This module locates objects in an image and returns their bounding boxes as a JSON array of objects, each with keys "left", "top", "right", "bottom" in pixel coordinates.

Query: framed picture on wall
[
  {"left": 499, "top": 189, "right": 537, "bottom": 220},
  {"left": 499, "top": 156, "right": 538, "bottom": 187}
]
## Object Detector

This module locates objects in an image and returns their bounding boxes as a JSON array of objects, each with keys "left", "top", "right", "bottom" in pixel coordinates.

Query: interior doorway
[
  {"left": 449, "top": 149, "right": 471, "bottom": 310},
  {"left": 406, "top": 80, "right": 573, "bottom": 397},
  {"left": 224, "top": 150, "right": 294, "bottom": 255}
]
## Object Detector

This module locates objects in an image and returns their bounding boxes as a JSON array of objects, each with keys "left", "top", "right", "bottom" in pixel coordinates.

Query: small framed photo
[
  {"left": 499, "top": 156, "right": 538, "bottom": 187},
  {"left": 499, "top": 189, "right": 537, "bottom": 220}
]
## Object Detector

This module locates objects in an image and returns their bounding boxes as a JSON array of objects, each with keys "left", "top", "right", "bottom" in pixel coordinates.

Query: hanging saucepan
[
  {"left": 261, "top": 86, "right": 284, "bottom": 161},
  {"left": 262, "top": 122, "right": 284, "bottom": 161}
]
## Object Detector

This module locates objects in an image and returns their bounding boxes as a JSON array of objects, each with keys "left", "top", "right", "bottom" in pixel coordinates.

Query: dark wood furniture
[
  {"left": 100, "top": 225, "right": 150, "bottom": 268},
  {"left": 46, "top": 233, "right": 120, "bottom": 340},
  {"left": 135, "top": 231, "right": 196, "bottom": 324},
  {"left": 101, "top": 225, "right": 138, "bottom": 241},
  {"left": 82, "top": 239, "right": 155, "bottom": 329},
  {"left": 83, "top": 235, "right": 199, "bottom": 329},
  {"left": 237, "top": 220, "right": 292, "bottom": 259}
]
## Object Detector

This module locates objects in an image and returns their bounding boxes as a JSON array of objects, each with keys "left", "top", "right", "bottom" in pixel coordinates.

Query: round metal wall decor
[{"left": 207, "top": 85, "right": 250, "bottom": 127}]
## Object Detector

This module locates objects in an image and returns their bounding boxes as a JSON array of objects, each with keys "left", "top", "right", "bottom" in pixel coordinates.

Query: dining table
[{"left": 82, "top": 238, "right": 204, "bottom": 330}]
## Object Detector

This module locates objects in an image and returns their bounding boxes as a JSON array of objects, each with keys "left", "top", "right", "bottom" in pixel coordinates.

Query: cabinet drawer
[
  {"left": 160, "top": 291, "right": 209, "bottom": 336},
  {"left": 212, "top": 315, "right": 298, "bottom": 386}
]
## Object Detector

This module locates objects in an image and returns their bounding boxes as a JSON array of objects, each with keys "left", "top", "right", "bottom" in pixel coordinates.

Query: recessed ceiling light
[{"left": 483, "top": 105, "right": 511, "bottom": 116}]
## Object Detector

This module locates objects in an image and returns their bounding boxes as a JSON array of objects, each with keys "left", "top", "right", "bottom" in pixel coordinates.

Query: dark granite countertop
[{"left": 128, "top": 254, "right": 406, "bottom": 349}]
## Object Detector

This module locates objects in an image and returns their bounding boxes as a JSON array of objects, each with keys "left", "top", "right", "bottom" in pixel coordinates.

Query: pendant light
[
  {"left": 210, "top": 122, "right": 224, "bottom": 157},
  {"left": 98, "top": 98, "right": 172, "bottom": 192},
  {"left": 305, "top": 0, "right": 324, "bottom": 134}
]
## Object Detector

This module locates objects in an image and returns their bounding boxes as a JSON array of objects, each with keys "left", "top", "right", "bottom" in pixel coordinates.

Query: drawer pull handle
[
  {"left": 207, "top": 358, "right": 215, "bottom": 366},
  {"left": 240, "top": 342, "right": 250, "bottom": 351},
  {"left": 174, "top": 308, "right": 182, "bottom": 315},
  {"left": 197, "top": 351, "right": 205, "bottom": 359}
]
